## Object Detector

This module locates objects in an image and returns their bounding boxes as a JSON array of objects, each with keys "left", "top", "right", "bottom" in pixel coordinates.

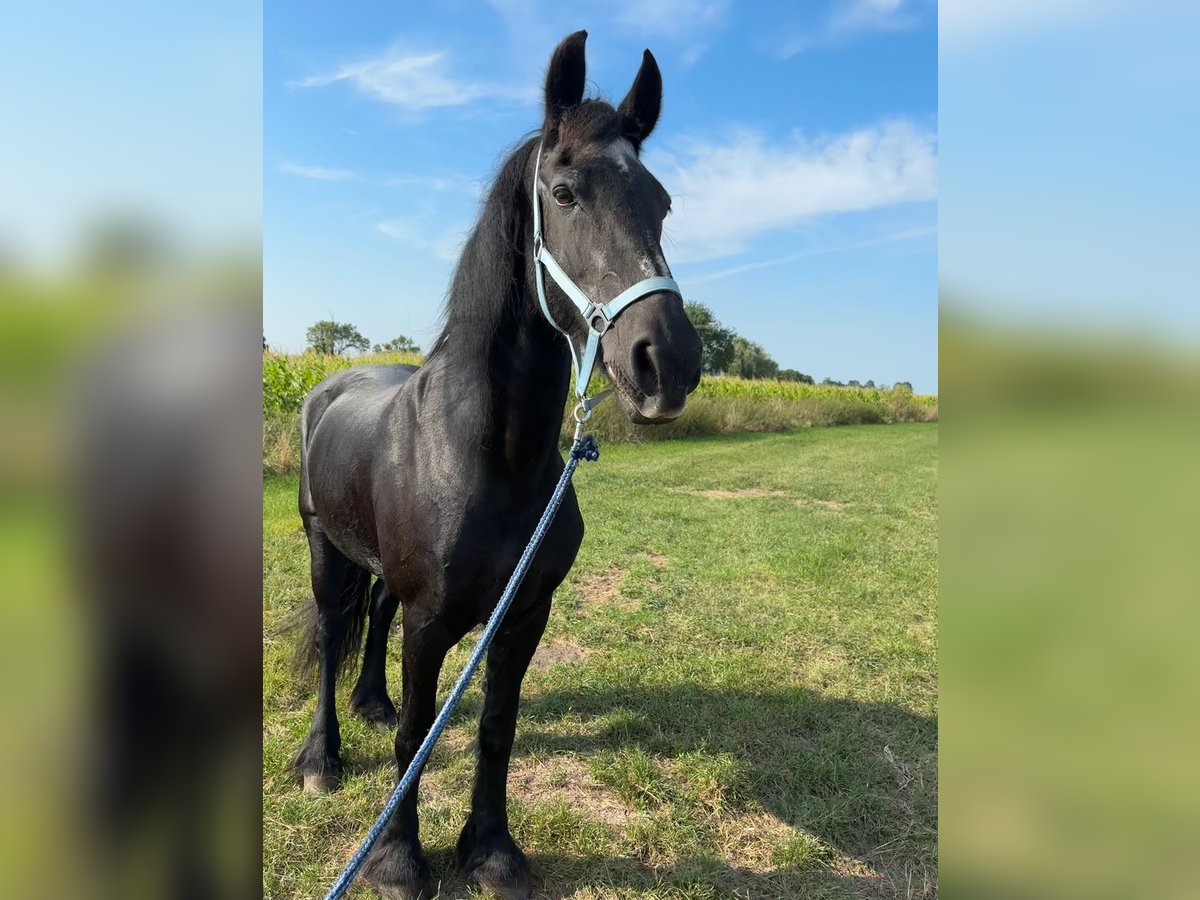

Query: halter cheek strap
[{"left": 532, "top": 142, "right": 683, "bottom": 408}]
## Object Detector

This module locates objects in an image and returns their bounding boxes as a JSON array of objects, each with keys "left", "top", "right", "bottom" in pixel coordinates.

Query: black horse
[{"left": 293, "top": 31, "right": 703, "bottom": 899}]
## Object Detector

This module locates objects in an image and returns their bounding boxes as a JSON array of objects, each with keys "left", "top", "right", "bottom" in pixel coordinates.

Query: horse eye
[{"left": 552, "top": 186, "right": 575, "bottom": 207}]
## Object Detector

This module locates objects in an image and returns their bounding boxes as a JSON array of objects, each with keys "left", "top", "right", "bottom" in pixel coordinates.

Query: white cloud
[
  {"left": 615, "top": 0, "right": 729, "bottom": 36},
  {"left": 648, "top": 120, "right": 937, "bottom": 263},
  {"left": 613, "top": 0, "right": 730, "bottom": 64},
  {"left": 382, "top": 174, "right": 482, "bottom": 198},
  {"left": 376, "top": 217, "right": 466, "bottom": 262},
  {"left": 293, "top": 46, "right": 531, "bottom": 111},
  {"left": 278, "top": 162, "right": 359, "bottom": 181},
  {"left": 686, "top": 226, "right": 936, "bottom": 284},
  {"left": 274, "top": 162, "right": 482, "bottom": 197},
  {"left": 831, "top": 0, "right": 912, "bottom": 34},
  {"left": 781, "top": 0, "right": 925, "bottom": 57},
  {"left": 482, "top": 0, "right": 731, "bottom": 75}
]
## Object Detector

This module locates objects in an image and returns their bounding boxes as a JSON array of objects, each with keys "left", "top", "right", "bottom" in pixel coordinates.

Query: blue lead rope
[{"left": 322, "top": 432, "right": 600, "bottom": 900}]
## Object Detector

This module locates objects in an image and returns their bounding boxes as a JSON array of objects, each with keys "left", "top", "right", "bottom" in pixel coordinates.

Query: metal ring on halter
[
  {"left": 573, "top": 401, "right": 592, "bottom": 424},
  {"left": 588, "top": 308, "right": 613, "bottom": 335}
]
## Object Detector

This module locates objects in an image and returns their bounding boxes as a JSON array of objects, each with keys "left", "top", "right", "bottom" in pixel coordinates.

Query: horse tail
[
  {"left": 288, "top": 568, "right": 372, "bottom": 683},
  {"left": 299, "top": 388, "right": 313, "bottom": 455}
]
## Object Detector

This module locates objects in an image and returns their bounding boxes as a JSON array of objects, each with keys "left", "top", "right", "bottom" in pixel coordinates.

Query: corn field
[{"left": 262, "top": 351, "right": 937, "bottom": 473}]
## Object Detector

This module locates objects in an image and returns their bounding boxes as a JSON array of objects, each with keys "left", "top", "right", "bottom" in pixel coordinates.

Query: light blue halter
[{"left": 531, "top": 142, "right": 682, "bottom": 414}]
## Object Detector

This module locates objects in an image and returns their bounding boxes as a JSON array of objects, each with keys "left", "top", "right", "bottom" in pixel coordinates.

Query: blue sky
[
  {"left": 940, "top": 0, "right": 1200, "bottom": 340},
  {"left": 0, "top": 1, "right": 260, "bottom": 269},
  {"left": 265, "top": 0, "right": 938, "bottom": 391}
]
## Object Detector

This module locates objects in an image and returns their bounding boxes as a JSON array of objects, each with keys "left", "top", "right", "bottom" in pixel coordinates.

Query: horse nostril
[{"left": 630, "top": 338, "right": 659, "bottom": 395}]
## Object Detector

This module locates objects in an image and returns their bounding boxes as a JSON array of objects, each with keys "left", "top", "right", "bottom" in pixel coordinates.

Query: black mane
[{"left": 424, "top": 136, "right": 538, "bottom": 363}]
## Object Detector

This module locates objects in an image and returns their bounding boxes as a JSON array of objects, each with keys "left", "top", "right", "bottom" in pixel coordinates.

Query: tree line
[
  {"left": 294, "top": 320, "right": 421, "bottom": 357},
  {"left": 278, "top": 309, "right": 913, "bottom": 391},
  {"left": 683, "top": 302, "right": 911, "bottom": 389}
]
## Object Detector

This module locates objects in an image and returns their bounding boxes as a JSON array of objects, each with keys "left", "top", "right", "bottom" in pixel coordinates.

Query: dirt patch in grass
[
  {"left": 577, "top": 565, "right": 624, "bottom": 597},
  {"left": 797, "top": 498, "right": 854, "bottom": 512},
  {"left": 837, "top": 851, "right": 935, "bottom": 900},
  {"left": 717, "top": 810, "right": 797, "bottom": 872},
  {"left": 827, "top": 856, "right": 894, "bottom": 899},
  {"left": 669, "top": 487, "right": 791, "bottom": 500},
  {"left": 720, "top": 813, "right": 904, "bottom": 897},
  {"left": 573, "top": 565, "right": 638, "bottom": 610},
  {"left": 510, "top": 756, "right": 638, "bottom": 830},
  {"left": 573, "top": 557, "right": 666, "bottom": 612},
  {"left": 437, "top": 725, "right": 474, "bottom": 754},
  {"left": 530, "top": 640, "right": 590, "bottom": 672}
]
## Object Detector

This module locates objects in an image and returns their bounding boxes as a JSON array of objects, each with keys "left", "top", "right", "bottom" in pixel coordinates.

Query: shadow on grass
[
  {"left": 419, "top": 846, "right": 888, "bottom": 900},
  {"left": 345, "top": 684, "right": 935, "bottom": 898}
]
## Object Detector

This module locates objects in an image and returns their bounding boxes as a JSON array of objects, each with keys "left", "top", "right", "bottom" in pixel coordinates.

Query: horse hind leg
[
  {"left": 293, "top": 521, "right": 371, "bottom": 793},
  {"left": 350, "top": 579, "right": 401, "bottom": 730}
]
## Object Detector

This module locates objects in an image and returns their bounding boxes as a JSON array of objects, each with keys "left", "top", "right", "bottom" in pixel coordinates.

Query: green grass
[{"left": 263, "top": 425, "right": 938, "bottom": 898}]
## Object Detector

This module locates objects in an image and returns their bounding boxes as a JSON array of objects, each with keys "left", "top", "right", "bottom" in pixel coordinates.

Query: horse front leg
[
  {"left": 457, "top": 596, "right": 551, "bottom": 900},
  {"left": 362, "top": 611, "right": 459, "bottom": 900}
]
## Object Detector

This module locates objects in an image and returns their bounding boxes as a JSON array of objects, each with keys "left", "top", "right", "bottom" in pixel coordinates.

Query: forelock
[{"left": 554, "top": 100, "right": 622, "bottom": 149}]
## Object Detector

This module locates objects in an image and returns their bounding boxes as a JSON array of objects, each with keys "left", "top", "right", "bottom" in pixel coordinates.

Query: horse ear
[
  {"left": 544, "top": 30, "right": 587, "bottom": 126},
  {"left": 618, "top": 49, "right": 662, "bottom": 148}
]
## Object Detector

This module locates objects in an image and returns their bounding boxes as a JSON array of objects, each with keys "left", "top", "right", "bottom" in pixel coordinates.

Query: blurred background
[
  {"left": 0, "top": 1, "right": 261, "bottom": 898},
  {"left": 2, "top": 1, "right": 1198, "bottom": 898},
  {"left": 940, "top": 0, "right": 1200, "bottom": 897}
]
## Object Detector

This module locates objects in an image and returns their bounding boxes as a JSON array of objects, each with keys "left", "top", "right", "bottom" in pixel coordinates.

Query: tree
[
  {"left": 865, "top": 379, "right": 876, "bottom": 389},
  {"left": 306, "top": 319, "right": 369, "bottom": 356},
  {"left": 727, "top": 337, "right": 779, "bottom": 380},
  {"left": 683, "top": 301, "right": 736, "bottom": 376},
  {"left": 777, "top": 369, "right": 814, "bottom": 384},
  {"left": 373, "top": 335, "right": 422, "bottom": 354},
  {"left": 895, "top": 381, "right": 913, "bottom": 392},
  {"left": 821, "top": 377, "right": 843, "bottom": 387}
]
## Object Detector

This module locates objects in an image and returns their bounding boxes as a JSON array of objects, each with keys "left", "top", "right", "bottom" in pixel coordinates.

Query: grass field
[{"left": 263, "top": 425, "right": 938, "bottom": 899}]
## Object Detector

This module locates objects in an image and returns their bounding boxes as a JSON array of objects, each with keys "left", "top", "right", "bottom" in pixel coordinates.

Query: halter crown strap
[{"left": 532, "top": 142, "right": 682, "bottom": 403}]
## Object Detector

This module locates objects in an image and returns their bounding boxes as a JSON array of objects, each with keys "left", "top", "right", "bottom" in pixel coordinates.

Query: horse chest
[{"left": 437, "top": 494, "right": 583, "bottom": 601}]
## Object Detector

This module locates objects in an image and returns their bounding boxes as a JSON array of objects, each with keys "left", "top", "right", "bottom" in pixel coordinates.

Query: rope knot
[{"left": 570, "top": 434, "right": 600, "bottom": 462}]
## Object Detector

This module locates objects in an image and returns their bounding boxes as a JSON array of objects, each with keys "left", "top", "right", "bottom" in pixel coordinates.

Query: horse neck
[
  {"left": 432, "top": 255, "right": 572, "bottom": 476},
  {"left": 480, "top": 279, "right": 573, "bottom": 472},
  {"left": 426, "top": 141, "right": 576, "bottom": 475}
]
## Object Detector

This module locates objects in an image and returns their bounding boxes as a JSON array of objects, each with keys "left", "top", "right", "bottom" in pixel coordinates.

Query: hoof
[
  {"left": 302, "top": 772, "right": 339, "bottom": 794},
  {"left": 470, "top": 854, "right": 532, "bottom": 900},
  {"left": 459, "top": 828, "right": 532, "bottom": 900},
  {"left": 294, "top": 744, "right": 341, "bottom": 794},
  {"left": 362, "top": 841, "right": 433, "bottom": 900},
  {"left": 350, "top": 692, "right": 399, "bottom": 731}
]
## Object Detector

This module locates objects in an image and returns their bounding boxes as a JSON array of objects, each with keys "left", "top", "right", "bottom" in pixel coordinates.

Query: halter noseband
[{"left": 531, "top": 142, "right": 682, "bottom": 411}]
